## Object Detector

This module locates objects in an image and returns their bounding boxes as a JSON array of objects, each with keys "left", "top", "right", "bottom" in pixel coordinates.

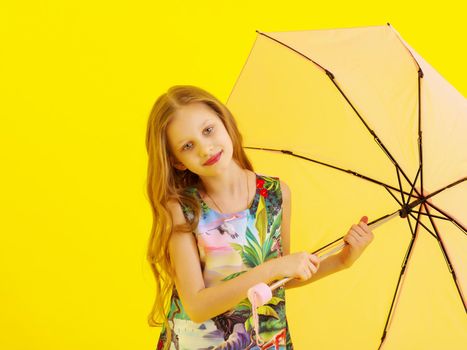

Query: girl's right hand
[{"left": 272, "top": 252, "right": 321, "bottom": 281}]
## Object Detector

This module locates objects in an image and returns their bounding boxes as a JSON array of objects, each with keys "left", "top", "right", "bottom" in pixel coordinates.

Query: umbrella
[{"left": 225, "top": 23, "right": 466, "bottom": 349}]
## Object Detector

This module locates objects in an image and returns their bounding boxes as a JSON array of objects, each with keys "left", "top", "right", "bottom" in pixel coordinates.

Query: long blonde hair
[{"left": 145, "top": 85, "right": 253, "bottom": 344}]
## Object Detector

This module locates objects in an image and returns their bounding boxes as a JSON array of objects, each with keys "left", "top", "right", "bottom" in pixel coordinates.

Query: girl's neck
[{"left": 198, "top": 161, "right": 248, "bottom": 198}]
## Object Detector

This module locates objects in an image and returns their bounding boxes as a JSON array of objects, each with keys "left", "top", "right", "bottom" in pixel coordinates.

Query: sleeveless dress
[{"left": 156, "top": 173, "right": 294, "bottom": 350}]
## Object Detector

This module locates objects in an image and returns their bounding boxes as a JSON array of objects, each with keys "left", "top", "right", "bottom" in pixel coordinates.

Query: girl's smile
[{"left": 204, "top": 150, "right": 223, "bottom": 166}]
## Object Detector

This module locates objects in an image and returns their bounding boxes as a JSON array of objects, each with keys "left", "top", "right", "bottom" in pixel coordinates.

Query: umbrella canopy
[{"left": 226, "top": 24, "right": 466, "bottom": 350}]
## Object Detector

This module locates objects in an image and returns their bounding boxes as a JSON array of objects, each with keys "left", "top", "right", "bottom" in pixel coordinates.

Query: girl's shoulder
[
  {"left": 178, "top": 186, "right": 200, "bottom": 222},
  {"left": 166, "top": 198, "right": 191, "bottom": 228},
  {"left": 165, "top": 187, "right": 198, "bottom": 225}
]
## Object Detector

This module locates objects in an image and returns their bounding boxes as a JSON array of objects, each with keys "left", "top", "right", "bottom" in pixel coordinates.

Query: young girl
[{"left": 145, "top": 85, "right": 374, "bottom": 350}]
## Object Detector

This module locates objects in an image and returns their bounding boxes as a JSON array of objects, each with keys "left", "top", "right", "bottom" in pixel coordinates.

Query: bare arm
[
  {"left": 279, "top": 180, "right": 347, "bottom": 290},
  {"left": 284, "top": 254, "right": 348, "bottom": 289},
  {"left": 168, "top": 199, "right": 280, "bottom": 324}
]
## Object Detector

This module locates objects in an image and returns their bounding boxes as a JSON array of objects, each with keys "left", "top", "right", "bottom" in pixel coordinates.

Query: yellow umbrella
[{"left": 226, "top": 24, "right": 466, "bottom": 349}]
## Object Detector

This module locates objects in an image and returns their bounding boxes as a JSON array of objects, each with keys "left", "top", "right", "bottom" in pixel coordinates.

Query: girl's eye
[{"left": 182, "top": 126, "right": 214, "bottom": 151}]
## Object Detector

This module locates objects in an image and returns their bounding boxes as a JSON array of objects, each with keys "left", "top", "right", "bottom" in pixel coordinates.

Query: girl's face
[{"left": 166, "top": 102, "right": 234, "bottom": 177}]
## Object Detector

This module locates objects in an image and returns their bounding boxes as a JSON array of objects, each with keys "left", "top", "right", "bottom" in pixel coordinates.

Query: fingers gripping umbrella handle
[
  {"left": 268, "top": 243, "right": 345, "bottom": 291},
  {"left": 246, "top": 242, "right": 345, "bottom": 314},
  {"left": 247, "top": 211, "right": 399, "bottom": 343},
  {"left": 252, "top": 210, "right": 399, "bottom": 296},
  {"left": 269, "top": 211, "right": 399, "bottom": 290}
]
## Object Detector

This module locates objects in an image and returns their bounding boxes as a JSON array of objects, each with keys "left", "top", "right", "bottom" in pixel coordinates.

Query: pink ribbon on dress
[{"left": 247, "top": 282, "right": 273, "bottom": 346}]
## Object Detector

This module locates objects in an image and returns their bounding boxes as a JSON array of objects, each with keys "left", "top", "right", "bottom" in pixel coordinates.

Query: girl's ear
[
  {"left": 170, "top": 155, "right": 187, "bottom": 171},
  {"left": 173, "top": 162, "right": 187, "bottom": 171}
]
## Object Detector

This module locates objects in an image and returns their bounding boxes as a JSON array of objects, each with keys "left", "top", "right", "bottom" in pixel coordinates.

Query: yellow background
[{"left": 0, "top": 1, "right": 465, "bottom": 349}]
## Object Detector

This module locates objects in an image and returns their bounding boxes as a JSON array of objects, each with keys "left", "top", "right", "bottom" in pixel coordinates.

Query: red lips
[{"left": 204, "top": 151, "right": 222, "bottom": 165}]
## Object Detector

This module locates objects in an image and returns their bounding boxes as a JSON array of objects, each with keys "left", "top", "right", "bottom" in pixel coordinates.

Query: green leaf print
[
  {"left": 262, "top": 210, "right": 282, "bottom": 261},
  {"left": 261, "top": 234, "right": 274, "bottom": 260},
  {"left": 270, "top": 208, "right": 282, "bottom": 241},
  {"left": 245, "top": 227, "right": 263, "bottom": 262},
  {"left": 257, "top": 305, "right": 280, "bottom": 319},
  {"left": 243, "top": 245, "right": 261, "bottom": 267},
  {"left": 262, "top": 175, "right": 280, "bottom": 192},
  {"left": 265, "top": 296, "right": 283, "bottom": 306},
  {"left": 244, "top": 304, "right": 281, "bottom": 335},
  {"left": 245, "top": 313, "right": 253, "bottom": 332},
  {"left": 221, "top": 270, "right": 247, "bottom": 282},
  {"left": 255, "top": 195, "right": 267, "bottom": 246},
  {"left": 236, "top": 298, "right": 252, "bottom": 309},
  {"left": 230, "top": 242, "right": 244, "bottom": 255},
  {"left": 230, "top": 194, "right": 282, "bottom": 270}
]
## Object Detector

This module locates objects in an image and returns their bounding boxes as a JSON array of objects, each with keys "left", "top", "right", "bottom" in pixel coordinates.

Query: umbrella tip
[{"left": 387, "top": 22, "right": 391, "bottom": 26}]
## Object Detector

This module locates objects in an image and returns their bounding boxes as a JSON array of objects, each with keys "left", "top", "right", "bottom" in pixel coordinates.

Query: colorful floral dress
[{"left": 157, "top": 173, "right": 294, "bottom": 350}]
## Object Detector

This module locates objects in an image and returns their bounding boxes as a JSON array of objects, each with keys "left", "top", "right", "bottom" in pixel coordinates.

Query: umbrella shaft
[{"left": 270, "top": 210, "right": 400, "bottom": 291}]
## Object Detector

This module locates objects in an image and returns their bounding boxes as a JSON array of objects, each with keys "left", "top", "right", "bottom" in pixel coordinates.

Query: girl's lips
[{"left": 204, "top": 151, "right": 222, "bottom": 165}]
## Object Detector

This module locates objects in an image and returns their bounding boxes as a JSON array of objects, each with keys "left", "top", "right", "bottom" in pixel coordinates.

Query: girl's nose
[{"left": 199, "top": 144, "right": 214, "bottom": 158}]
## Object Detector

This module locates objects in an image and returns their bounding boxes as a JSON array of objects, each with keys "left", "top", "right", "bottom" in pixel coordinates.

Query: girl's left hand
[{"left": 339, "top": 216, "right": 374, "bottom": 268}]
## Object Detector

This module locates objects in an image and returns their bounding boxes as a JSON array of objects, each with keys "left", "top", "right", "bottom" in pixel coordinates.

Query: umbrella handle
[
  {"left": 248, "top": 210, "right": 401, "bottom": 346},
  {"left": 269, "top": 211, "right": 399, "bottom": 291},
  {"left": 269, "top": 242, "right": 345, "bottom": 291}
]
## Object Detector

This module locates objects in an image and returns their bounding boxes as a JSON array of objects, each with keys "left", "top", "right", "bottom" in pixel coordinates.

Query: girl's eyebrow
[{"left": 176, "top": 118, "right": 213, "bottom": 147}]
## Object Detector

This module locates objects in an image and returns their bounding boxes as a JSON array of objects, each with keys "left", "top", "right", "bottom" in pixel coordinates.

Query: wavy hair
[{"left": 145, "top": 85, "right": 253, "bottom": 345}]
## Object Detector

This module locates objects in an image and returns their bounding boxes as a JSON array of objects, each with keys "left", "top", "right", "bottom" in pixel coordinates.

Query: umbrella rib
[
  {"left": 420, "top": 176, "right": 467, "bottom": 234},
  {"left": 417, "top": 70, "right": 424, "bottom": 201},
  {"left": 255, "top": 30, "right": 333, "bottom": 78},
  {"left": 377, "top": 212, "right": 419, "bottom": 349},
  {"left": 244, "top": 146, "right": 417, "bottom": 198},
  {"left": 405, "top": 166, "right": 421, "bottom": 208},
  {"left": 325, "top": 76, "right": 422, "bottom": 199},
  {"left": 423, "top": 176, "right": 466, "bottom": 199},
  {"left": 384, "top": 186, "right": 404, "bottom": 207},
  {"left": 402, "top": 177, "right": 466, "bottom": 234},
  {"left": 406, "top": 210, "right": 416, "bottom": 236},
  {"left": 424, "top": 202, "right": 466, "bottom": 234},
  {"left": 388, "top": 23, "right": 426, "bottom": 205},
  {"left": 395, "top": 166, "right": 406, "bottom": 206},
  {"left": 408, "top": 212, "right": 438, "bottom": 240},
  {"left": 387, "top": 24, "right": 423, "bottom": 73},
  {"left": 422, "top": 202, "right": 467, "bottom": 313},
  {"left": 410, "top": 211, "right": 449, "bottom": 221},
  {"left": 256, "top": 30, "right": 423, "bottom": 200}
]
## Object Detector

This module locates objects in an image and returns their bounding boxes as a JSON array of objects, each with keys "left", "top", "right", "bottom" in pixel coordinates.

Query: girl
[{"left": 145, "top": 85, "right": 374, "bottom": 350}]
